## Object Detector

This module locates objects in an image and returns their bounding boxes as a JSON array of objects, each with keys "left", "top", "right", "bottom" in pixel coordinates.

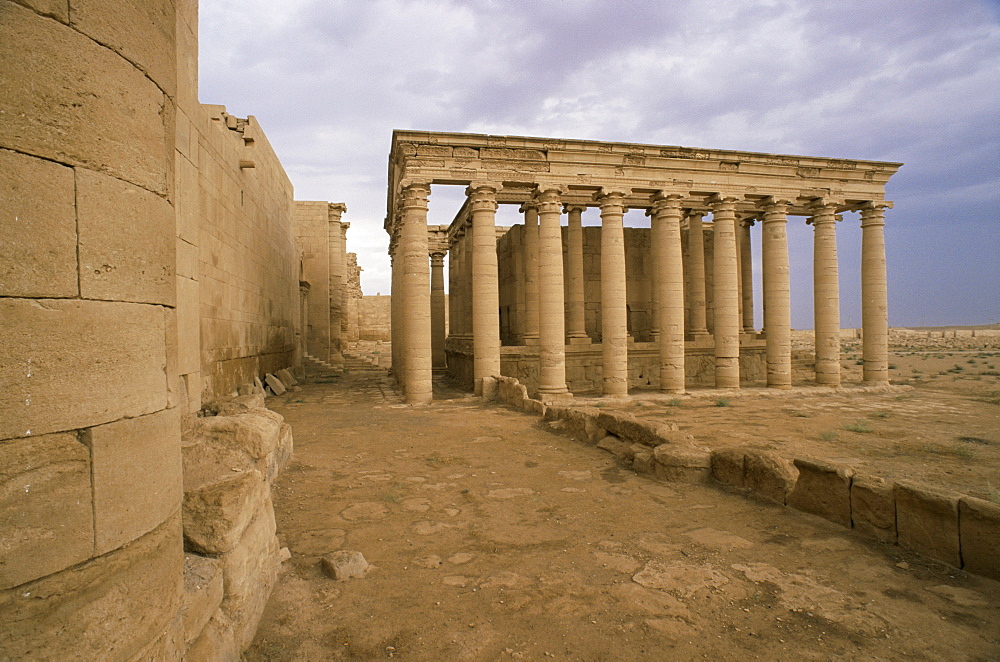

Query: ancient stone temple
[{"left": 385, "top": 130, "right": 900, "bottom": 404}]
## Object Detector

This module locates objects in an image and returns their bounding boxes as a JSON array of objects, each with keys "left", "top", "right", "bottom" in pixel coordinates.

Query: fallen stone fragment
[
  {"left": 264, "top": 374, "right": 286, "bottom": 396},
  {"left": 321, "top": 550, "right": 370, "bottom": 581},
  {"left": 276, "top": 368, "right": 298, "bottom": 386},
  {"left": 653, "top": 445, "right": 711, "bottom": 484},
  {"left": 278, "top": 547, "right": 291, "bottom": 563}
]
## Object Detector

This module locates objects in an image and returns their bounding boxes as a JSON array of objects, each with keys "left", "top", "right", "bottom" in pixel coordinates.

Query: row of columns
[{"left": 391, "top": 180, "right": 890, "bottom": 405}]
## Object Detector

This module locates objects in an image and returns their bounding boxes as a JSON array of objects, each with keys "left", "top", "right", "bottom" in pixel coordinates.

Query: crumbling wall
[
  {"left": 0, "top": 1, "right": 185, "bottom": 657},
  {"left": 359, "top": 294, "right": 393, "bottom": 341},
  {"left": 345, "top": 253, "right": 363, "bottom": 342}
]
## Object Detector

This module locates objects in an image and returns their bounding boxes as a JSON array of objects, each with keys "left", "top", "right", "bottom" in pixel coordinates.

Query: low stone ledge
[
  {"left": 787, "top": 458, "right": 854, "bottom": 528},
  {"left": 744, "top": 451, "right": 797, "bottom": 505},
  {"left": 595, "top": 411, "right": 679, "bottom": 447},
  {"left": 710, "top": 448, "right": 746, "bottom": 488},
  {"left": 958, "top": 496, "right": 1000, "bottom": 581},
  {"left": 596, "top": 435, "right": 631, "bottom": 460},
  {"left": 850, "top": 474, "right": 896, "bottom": 542},
  {"left": 895, "top": 481, "right": 961, "bottom": 568},
  {"left": 653, "top": 445, "right": 711, "bottom": 484}
]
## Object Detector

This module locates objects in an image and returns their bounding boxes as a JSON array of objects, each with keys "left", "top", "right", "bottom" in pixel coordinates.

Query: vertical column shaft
[
  {"left": 710, "top": 196, "right": 740, "bottom": 388},
  {"left": 651, "top": 193, "right": 686, "bottom": 392},
  {"left": 564, "top": 205, "right": 589, "bottom": 342},
  {"left": 327, "top": 203, "right": 347, "bottom": 365},
  {"left": 810, "top": 201, "right": 841, "bottom": 386},
  {"left": 430, "top": 252, "right": 447, "bottom": 369},
  {"left": 761, "top": 198, "right": 792, "bottom": 388},
  {"left": 400, "top": 183, "right": 433, "bottom": 404},
  {"left": 521, "top": 202, "right": 540, "bottom": 344},
  {"left": 462, "top": 223, "right": 474, "bottom": 338},
  {"left": 390, "top": 247, "right": 402, "bottom": 384},
  {"left": 447, "top": 239, "right": 457, "bottom": 339},
  {"left": 861, "top": 202, "right": 890, "bottom": 384},
  {"left": 740, "top": 219, "right": 755, "bottom": 333},
  {"left": 537, "top": 188, "right": 569, "bottom": 396},
  {"left": 469, "top": 183, "right": 501, "bottom": 395},
  {"left": 597, "top": 188, "right": 631, "bottom": 396},
  {"left": 686, "top": 212, "right": 709, "bottom": 337}
]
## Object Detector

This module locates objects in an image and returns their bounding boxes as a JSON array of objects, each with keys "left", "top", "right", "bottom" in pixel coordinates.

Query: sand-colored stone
[
  {"left": 744, "top": 450, "right": 797, "bottom": 504},
  {"left": 650, "top": 193, "right": 686, "bottom": 393},
  {"left": 0, "top": 432, "right": 93, "bottom": 590},
  {"left": 958, "top": 497, "right": 1000, "bottom": 581},
  {"left": 564, "top": 204, "right": 589, "bottom": 343},
  {"left": 685, "top": 212, "right": 709, "bottom": 337},
  {"left": 652, "top": 445, "right": 711, "bottom": 483},
  {"left": 218, "top": 501, "right": 280, "bottom": 649},
  {"left": 895, "top": 481, "right": 961, "bottom": 568},
  {"left": 0, "top": 149, "right": 77, "bottom": 298},
  {"left": 861, "top": 202, "right": 891, "bottom": 384},
  {"left": 0, "top": 515, "right": 183, "bottom": 661},
  {"left": 430, "top": 252, "right": 447, "bottom": 368},
  {"left": 810, "top": 200, "right": 842, "bottom": 385},
  {"left": 181, "top": 554, "right": 224, "bottom": 645},
  {"left": 521, "top": 202, "right": 541, "bottom": 343},
  {"left": 536, "top": 187, "right": 569, "bottom": 396},
  {"left": 399, "top": 183, "right": 433, "bottom": 404},
  {"left": 761, "top": 198, "right": 792, "bottom": 388},
  {"left": 850, "top": 473, "right": 896, "bottom": 542},
  {"left": 710, "top": 196, "right": 741, "bottom": 388},
  {"left": 87, "top": 407, "right": 182, "bottom": 555},
  {"left": 183, "top": 469, "right": 268, "bottom": 555},
  {"left": 739, "top": 219, "right": 755, "bottom": 333},
  {"left": 787, "top": 458, "right": 854, "bottom": 527},
  {"left": 0, "top": 298, "right": 167, "bottom": 441},
  {"left": 470, "top": 183, "right": 502, "bottom": 395},
  {"left": 597, "top": 188, "right": 631, "bottom": 397}
]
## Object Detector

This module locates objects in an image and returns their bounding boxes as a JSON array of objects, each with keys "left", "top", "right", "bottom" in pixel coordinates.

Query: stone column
[
  {"left": 564, "top": 204, "right": 590, "bottom": 344},
  {"left": 390, "top": 247, "right": 401, "bottom": 382},
  {"left": 647, "top": 207, "right": 661, "bottom": 343},
  {"left": 447, "top": 237, "right": 458, "bottom": 339},
  {"left": 761, "top": 198, "right": 792, "bottom": 388},
  {"left": 651, "top": 193, "right": 686, "bottom": 393},
  {"left": 462, "top": 221, "right": 474, "bottom": 339},
  {"left": 297, "top": 281, "right": 310, "bottom": 377},
  {"left": 521, "top": 201, "right": 541, "bottom": 345},
  {"left": 536, "top": 187, "right": 570, "bottom": 397},
  {"left": 469, "top": 183, "right": 502, "bottom": 395},
  {"left": 810, "top": 200, "right": 842, "bottom": 386},
  {"left": 686, "top": 212, "right": 709, "bottom": 337},
  {"left": 430, "top": 251, "right": 447, "bottom": 370},
  {"left": 710, "top": 195, "right": 741, "bottom": 388},
  {"left": 740, "top": 218, "right": 755, "bottom": 333},
  {"left": 400, "top": 182, "right": 433, "bottom": 404},
  {"left": 340, "top": 222, "right": 351, "bottom": 341},
  {"left": 861, "top": 202, "right": 891, "bottom": 385},
  {"left": 327, "top": 203, "right": 348, "bottom": 366},
  {"left": 597, "top": 188, "right": 632, "bottom": 396}
]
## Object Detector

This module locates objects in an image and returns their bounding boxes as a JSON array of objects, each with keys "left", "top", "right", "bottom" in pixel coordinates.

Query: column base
[
  {"left": 522, "top": 335, "right": 540, "bottom": 346},
  {"left": 567, "top": 335, "right": 592, "bottom": 345},
  {"left": 538, "top": 389, "right": 573, "bottom": 404}
]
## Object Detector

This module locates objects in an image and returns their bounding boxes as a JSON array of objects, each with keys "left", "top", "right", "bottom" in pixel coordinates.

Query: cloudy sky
[{"left": 199, "top": 0, "right": 999, "bottom": 328}]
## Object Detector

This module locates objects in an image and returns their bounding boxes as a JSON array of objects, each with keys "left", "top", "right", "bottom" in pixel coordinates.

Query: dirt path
[{"left": 247, "top": 365, "right": 1000, "bottom": 661}]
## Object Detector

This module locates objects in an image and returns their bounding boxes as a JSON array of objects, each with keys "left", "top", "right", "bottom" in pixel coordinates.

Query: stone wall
[
  {"left": 359, "top": 294, "right": 394, "bottom": 341},
  {"left": 0, "top": 0, "right": 185, "bottom": 657},
  {"left": 295, "top": 202, "right": 333, "bottom": 361}
]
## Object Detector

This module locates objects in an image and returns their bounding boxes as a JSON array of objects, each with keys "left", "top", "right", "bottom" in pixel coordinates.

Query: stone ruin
[{"left": 1, "top": 1, "right": 997, "bottom": 659}]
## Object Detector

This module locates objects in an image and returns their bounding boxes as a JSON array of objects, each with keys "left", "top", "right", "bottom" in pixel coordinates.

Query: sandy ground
[{"left": 246, "top": 347, "right": 1000, "bottom": 661}]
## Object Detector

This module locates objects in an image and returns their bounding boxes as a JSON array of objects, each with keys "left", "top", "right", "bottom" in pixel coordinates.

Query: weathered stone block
[
  {"left": 0, "top": 515, "right": 183, "bottom": 661},
  {"left": 851, "top": 474, "right": 896, "bottom": 542},
  {"left": 958, "top": 496, "right": 1000, "bottom": 580},
  {"left": 744, "top": 451, "right": 797, "bottom": 505},
  {"left": 653, "top": 445, "right": 712, "bottom": 484},
  {"left": 77, "top": 167, "right": 175, "bottom": 305},
  {"left": 710, "top": 448, "right": 746, "bottom": 488},
  {"left": 210, "top": 394, "right": 266, "bottom": 417},
  {"left": 0, "top": 149, "right": 77, "bottom": 298},
  {"left": 276, "top": 368, "right": 297, "bottom": 386},
  {"left": 0, "top": 432, "right": 93, "bottom": 589},
  {"left": 68, "top": 0, "right": 177, "bottom": 97},
  {"left": 895, "top": 481, "right": 961, "bottom": 568},
  {"left": 0, "top": 4, "right": 170, "bottom": 194},
  {"left": 87, "top": 407, "right": 182, "bottom": 555},
  {"left": 184, "top": 411, "right": 282, "bottom": 471},
  {"left": 264, "top": 373, "right": 286, "bottom": 395},
  {"left": 632, "top": 449, "right": 654, "bottom": 474},
  {"left": 597, "top": 435, "right": 630, "bottom": 459},
  {"left": 183, "top": 469, "right": 267, "bottom": 555},
  {"left": 14, "top": 0, "right": 69, "bottom": 22},
  {"left": 787, "top": 458, "right": 854, "bottom": 527},
  {"left": 596, "top": 411, "right": 679, "bottom": 447},
  {"left": 185, "top": 612, "right": 239, "bottom": 662},
  {"left": 219, "top": 501, "right": 279, "bottom": 649},
  {"left": 0, "top": 299, "right": 167, "bottom": 441},
  {"left": 321, "top": 550, "right": 370, "bottom": 581},
  {"left": 181, "top": 554, "right": 224, "bottom": 645}
]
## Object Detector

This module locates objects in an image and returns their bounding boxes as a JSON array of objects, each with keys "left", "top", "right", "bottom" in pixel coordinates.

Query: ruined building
[{"left": 1, "top": 1, "right": 351, "bottom": 657}]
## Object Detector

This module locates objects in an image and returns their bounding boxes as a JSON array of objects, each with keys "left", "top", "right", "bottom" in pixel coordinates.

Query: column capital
[
  {"left": 429, "top": 251, "right": 446, "bottom": 264},
  {"left": 340, "top": 222, "right": 350, "bottom": 234},
  {"left": 860, "top": 200, "right": 892, "bottom": 227},
  {"left": 535, "top": 187, "right": 563, "bottom": 214},
  {"left": 563, "top": 204, "right": 587, "bottom": 214},
  {"left": 467, "top": 184, "right": 498, "bottom": 212},
  {"left": 399, "top": 177, "right": 432, "bottom": 191},
  {"left": 708, "top": 193, "right": 739, "bottom": 214},
  {"left": 466, "top": 180, "right": 503, "bottom": 196},
  {"left": 594, "top": 187, "right": 631, "bottom": 202},
  {"left": 649, "top": 191, "right": 684, "bottom": 217},
  {"left": 738, "top": 214, "right": 758, "bottom": 228},
  {"left": 327, "top": 202, "right": 348, "bottom": 221},
  {"left": 807, "top": 198, "right": 840, "bottom": 225},
  {"left": 758, "top": 195, "right": 793, "bottom": 211},
  {"left": 401, "top": 183, "right": 430, "bottom": 210},
  {"left": 519, "top": 200, "right": 539, "bottom": 214},
  {"left": 685, "top": 209, "right": 707, "bottom": 220}
]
